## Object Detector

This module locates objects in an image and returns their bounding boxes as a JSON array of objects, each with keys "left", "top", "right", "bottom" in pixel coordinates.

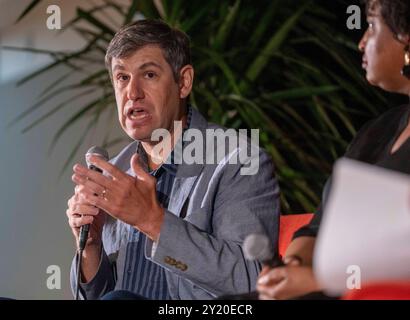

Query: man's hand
[
  {"left": 72, "top": 154, "right": 164, "bottom": 241},
  {"left": 66, "top": 185, "right": 106, "bottom": 250}
]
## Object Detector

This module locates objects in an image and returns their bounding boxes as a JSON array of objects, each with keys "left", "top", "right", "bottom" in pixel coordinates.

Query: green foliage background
[{"left": 9, "top": 0, "right": 403, "bottom": 213}]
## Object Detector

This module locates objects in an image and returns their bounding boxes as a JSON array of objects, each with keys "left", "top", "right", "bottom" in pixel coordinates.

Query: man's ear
[{"left": 178, "top": 65, "right": 194, "bottom": 99}]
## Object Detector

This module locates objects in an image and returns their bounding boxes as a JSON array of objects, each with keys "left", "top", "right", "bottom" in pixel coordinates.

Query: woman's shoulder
[
  {"left": 355, "top": 104, "right": 409, "bottom": 139},
  {"left": 345, "top": 104, "right": 410, "bottom": 159},
  {"left": 371, "top": 104, "right": 410, "bottom": 125}
]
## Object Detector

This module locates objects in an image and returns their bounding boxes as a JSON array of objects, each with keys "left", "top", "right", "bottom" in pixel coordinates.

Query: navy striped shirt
[{"left": 120, "top": 107, "right": 192, "bottom": 299}]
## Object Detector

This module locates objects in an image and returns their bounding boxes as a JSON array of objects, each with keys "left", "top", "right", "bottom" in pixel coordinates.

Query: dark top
[{"left": 293, "top": 104, "right": 410, "bottom": 239}]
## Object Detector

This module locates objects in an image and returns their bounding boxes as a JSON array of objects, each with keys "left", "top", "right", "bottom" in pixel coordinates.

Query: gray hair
[{"left": 105, "top": 19, "right": 192, "bottom": 82}]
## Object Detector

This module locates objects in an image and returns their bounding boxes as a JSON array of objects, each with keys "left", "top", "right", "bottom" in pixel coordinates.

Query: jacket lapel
[{"left": 167, "top": 108, "right": 208, "bottom": 218}]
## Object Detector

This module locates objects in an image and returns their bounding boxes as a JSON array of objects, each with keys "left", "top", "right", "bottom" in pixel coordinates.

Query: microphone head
[
  {"left": 85, "top": 146, "right": 109, "bottom": 167},
  {"left": 243, "top": 233, "right": 273, "bottom": 262}
]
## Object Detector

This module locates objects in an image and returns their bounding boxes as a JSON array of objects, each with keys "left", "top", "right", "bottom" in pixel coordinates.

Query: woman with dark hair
[{"left": 256, "top": 0, "right": 410, "bottom": 299}]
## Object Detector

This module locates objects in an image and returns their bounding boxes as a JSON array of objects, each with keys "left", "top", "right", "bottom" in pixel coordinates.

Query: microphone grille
[
  {"left": 86, "top": 146, "right": 109, "bottom": 166},
  {"left": 243, "top": 233, "right": 273, "bottom": 262}
]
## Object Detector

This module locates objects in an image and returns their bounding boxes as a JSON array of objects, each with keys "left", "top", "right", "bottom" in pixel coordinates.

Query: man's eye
[
  {"left": 117, "top": 74, "right": 129, "bottom": 81},
  {"left": 145, "top": 72, "right": 156, "bottom": 79}
]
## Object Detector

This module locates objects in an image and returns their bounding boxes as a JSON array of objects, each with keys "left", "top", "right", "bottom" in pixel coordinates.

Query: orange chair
[
  {"left": 278, "top": 213, "right": 314, "bottom": 257},
  {"left": 343, "top": 282, "right": 410, "bottom": 300}
]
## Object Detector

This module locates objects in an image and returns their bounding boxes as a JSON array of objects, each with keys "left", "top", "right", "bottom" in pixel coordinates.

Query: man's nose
[
  {"left": 358, "top": 31, "right": 368, "bottom": 52},
  {"left": 127, "top": 78, "right": 144, "bottom": 101}
]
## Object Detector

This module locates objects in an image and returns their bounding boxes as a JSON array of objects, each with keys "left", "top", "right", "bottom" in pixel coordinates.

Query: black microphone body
[
  {"left": 78, "top": 147, "right": 109, "bottom": 251},
  {"left": 78, "top": 166, "right": 103, "bottom": 251},
  {"left": 76, "top": 146, "right": 109, "bottom": 300}
]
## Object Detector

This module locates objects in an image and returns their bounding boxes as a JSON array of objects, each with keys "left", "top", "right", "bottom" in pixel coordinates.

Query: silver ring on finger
[{"left": 101, "top": 188, "right": 108, "bottom": 201}]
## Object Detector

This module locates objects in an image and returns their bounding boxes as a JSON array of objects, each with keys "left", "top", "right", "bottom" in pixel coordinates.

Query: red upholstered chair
[
  {"left": 342, "top": 282, "right": 410, "bottom": 300},
  {"left": 278, "top": 213, "right": 314, "bottom": 258}
]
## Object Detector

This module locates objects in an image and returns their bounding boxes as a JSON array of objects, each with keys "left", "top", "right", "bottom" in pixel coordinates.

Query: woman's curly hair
[{"left": 364, "top": 0, "right": 410, "bottom": 36}]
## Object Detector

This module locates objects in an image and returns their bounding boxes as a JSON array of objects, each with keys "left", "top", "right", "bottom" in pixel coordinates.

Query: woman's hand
[{"left": 256, "top": 263, "right": 320, "bottom": 300}]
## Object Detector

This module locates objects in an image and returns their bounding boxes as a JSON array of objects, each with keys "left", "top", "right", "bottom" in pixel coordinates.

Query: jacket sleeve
[
  {"left": 145, "top": 150, "right": 280, "bottom": 297},
  {"left": 70, "top": 247, "right": 116, "bottom": 300}
]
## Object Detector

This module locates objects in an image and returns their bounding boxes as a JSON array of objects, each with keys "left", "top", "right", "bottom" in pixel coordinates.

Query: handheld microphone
[
  {"left": 216, "top": 233, "right": 283, "bottom": 300},
  {"left": 76, "top": 146, "right": 108, "bottom": 300},
  {"left": 78, "top": 146, "right": 109, "bottom": 251},
  {"left": 243, "top": 233, "right": 284, "bottom": 267}
]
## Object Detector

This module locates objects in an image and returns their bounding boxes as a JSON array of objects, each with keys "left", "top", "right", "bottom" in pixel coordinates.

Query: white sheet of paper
[{"left": 314, "top": 158, "right": 410, "bottom": 296}]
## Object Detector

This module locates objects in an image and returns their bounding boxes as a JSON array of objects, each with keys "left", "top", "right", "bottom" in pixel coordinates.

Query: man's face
[{"left": 111, "top": 45, "right": 187, "bottom": 142}]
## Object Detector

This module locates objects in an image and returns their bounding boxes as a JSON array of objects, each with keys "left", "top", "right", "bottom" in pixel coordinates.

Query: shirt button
[{"left": 127, "top": 269, "right": 132, "bottom": 274}]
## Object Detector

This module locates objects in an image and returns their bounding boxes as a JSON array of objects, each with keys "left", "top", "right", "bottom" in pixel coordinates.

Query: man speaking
[{"left": 66, "top": 19, "right": 279, "bottom": 300}]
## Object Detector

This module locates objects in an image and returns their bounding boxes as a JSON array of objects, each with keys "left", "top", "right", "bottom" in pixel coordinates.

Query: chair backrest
[
  {"left": 278, "top": 213, "right": 314, "bottom": 257},
  {"left": 342, "top": 281, "right": 410, "bottom": 300}
]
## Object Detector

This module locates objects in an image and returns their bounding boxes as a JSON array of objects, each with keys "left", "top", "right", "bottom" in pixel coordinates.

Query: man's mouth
[{"left": 126, "top": 107, "right": 151, "bottom": 121}]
